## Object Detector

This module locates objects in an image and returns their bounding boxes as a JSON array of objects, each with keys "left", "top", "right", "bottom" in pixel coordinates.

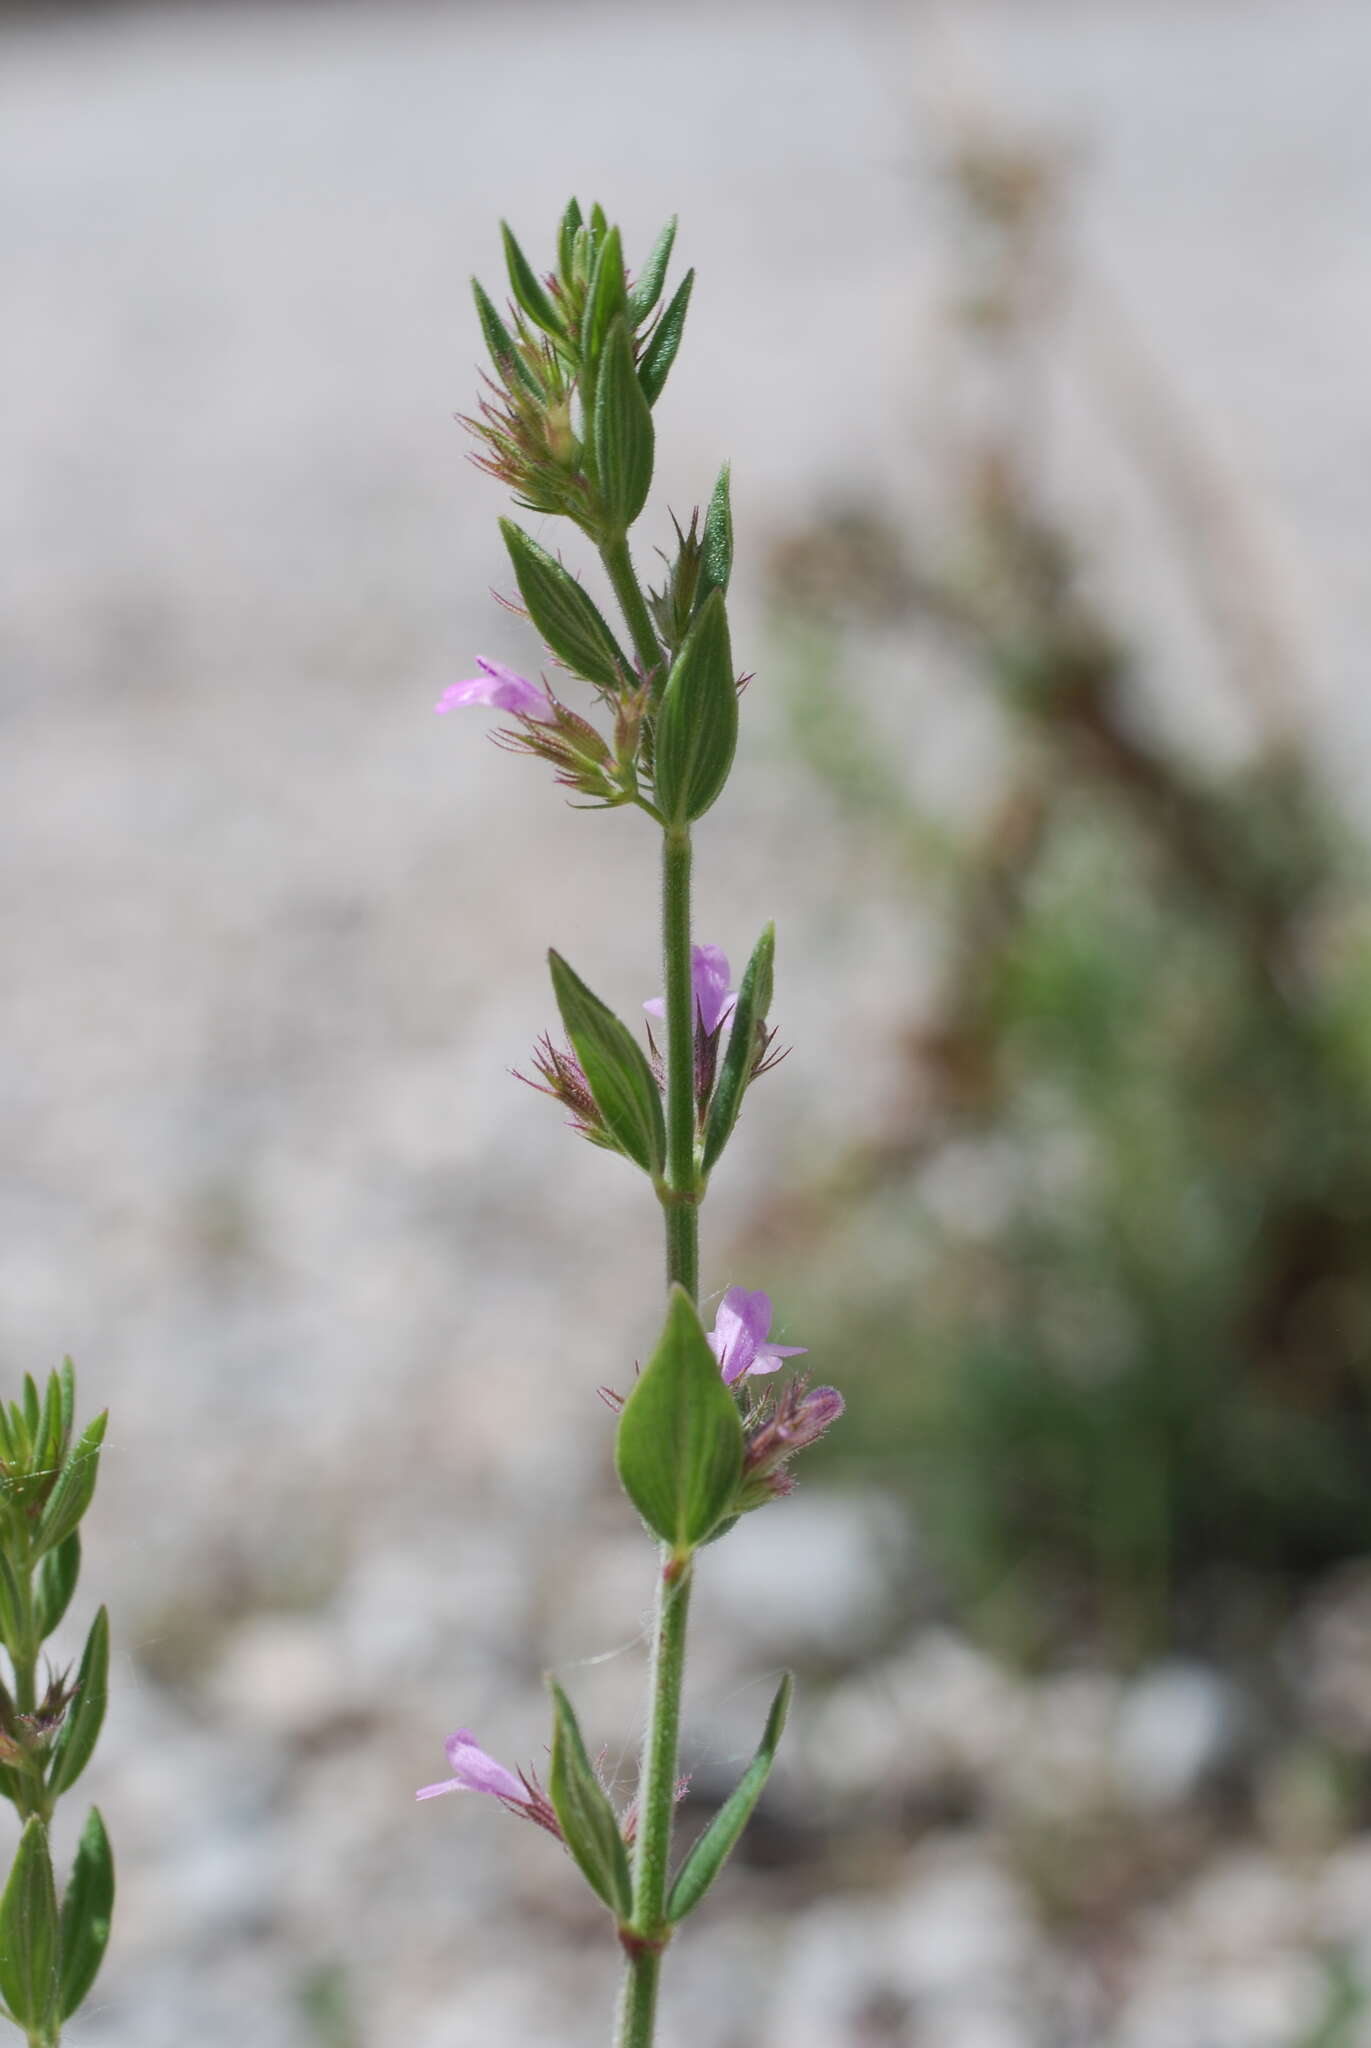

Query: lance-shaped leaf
[
  {"left": 581, "top": 224, "right": 627, "bottom": 372},
  {"left": 59, "top": 1806, "right": 114, "bottom": 2021},
  {"left": 499, "top": 521, "right": 630, "bottom": 691},
  {"left": 627, "top": 215, "right": 677, "bottom": 326},
  {"left": 557, "top": 196, "right": 584, "bottom": 287},
  {"left": 0, "top": 1817, "right": 59, "bottom": 2034},
  {"left": 0, "top": 1552, "right": 23, "bottom": 1660},
  {"left": 470, "top": 278, "right": 542, "bottom": 400},
  {"left": 58, "top": 1358, "right": 75, "bottom": 1444},
  {"left": 34, "top": 1531, "right": 80, "bottom": 1643},
  {"left": 47, "top": 1605, "right": 108, "bottom": 1799},
  {"left": 652, "top": 587, "right": 737, "bottom": 825},
  {"left": 33, "top": 1412, "right": 107, "bottom": 1561},
  {"left": 638, "top": 268, "right": 694, "bottom": 408},
  {"left": 667, "top": 1673, "right": 792, "bottom": 1922},
  {"left": 615, "top": 1286, "right": 744, "bottom": 1553},
  {"left": 500, "top": 221, "right": 564, "bottom": 341},
  {"left": 702, "top": 923, "right": 775, "bottom": 1173},
  {"left": 698, "top": 462, "right": 733, "bottom": 606},
  {"left": 591, "top": 315, "right": 655, "bottom": 536},
  {"left": 548, "top": 952, "right": 666, "bottom": 1176},
  {"left": 547, "top": 1680, "right": 632, "bottom": 1919}
]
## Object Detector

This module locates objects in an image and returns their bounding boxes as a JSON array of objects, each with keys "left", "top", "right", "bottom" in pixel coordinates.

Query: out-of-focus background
[{"left": 6, "top": 1, "right": 1371, "bottom": 2041}]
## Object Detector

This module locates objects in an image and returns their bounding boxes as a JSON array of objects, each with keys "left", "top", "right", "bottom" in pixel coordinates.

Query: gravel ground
[{"left": 5, "top": 2, "right": 1371, "bottom": 2042}]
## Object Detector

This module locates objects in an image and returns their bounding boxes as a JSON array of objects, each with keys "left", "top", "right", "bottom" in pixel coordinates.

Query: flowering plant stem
[
  {"left": 438, "top": 204, "right": 845, "bottom": 2047},
  {"left": 614, "top": 530, "right": 698, "bottom": 2039}
]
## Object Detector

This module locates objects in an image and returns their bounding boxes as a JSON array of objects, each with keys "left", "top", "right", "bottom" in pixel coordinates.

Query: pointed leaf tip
[
  {"left": 667, "top": 1673, "right": 793, "bottom": 1921},
  {"left": 547, "top": 1680, "right": 632, "bottom": 1919},
  {"left": 615, "top": 1286, "right": 744, "bottom": 1553}
]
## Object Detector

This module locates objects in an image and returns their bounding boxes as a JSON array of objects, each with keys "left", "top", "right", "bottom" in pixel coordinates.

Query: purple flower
[
  {"left": 416, "top": 1729, "right": 527, "bottom": 1804},
  {"left": 435, "top": 658, "right": 553, "bottom": 721},
  {"left": 644, "top": 944, "right": 737, "bottom": 1038},
  {"left": 706, "top": 1285, "right": 807, "bottom": 1387}
]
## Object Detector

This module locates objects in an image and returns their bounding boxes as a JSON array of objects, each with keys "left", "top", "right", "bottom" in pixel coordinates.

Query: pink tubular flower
[
  {"left": 416, "top": 1729, "right": 527, "bottom": 1804},
  {"left": 644, "top": 944, "right": 736, "bottom": 1037},
  {"left": 416, "top": 1729, "right": 565, "bottom": 1842},
  {"left": 707, "top": 1285, "right": 807, "bottom": 1387},
  {"left": 435, "top": 657, "right": 553, "bottom": 720}
]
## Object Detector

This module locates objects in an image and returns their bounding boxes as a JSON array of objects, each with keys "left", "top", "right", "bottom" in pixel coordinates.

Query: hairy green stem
[
  {"left": 617, "top": 1561, "right": 693, "bottom": 2047},
  {"left": 610, "top": 544, "right": 699, "bottom": 2046},
  {"left": 661, "top": 828, "right": 698, "bottom": 1297},
  {"left": 600, "top": 535, "right": 663, "bottom": 688}
]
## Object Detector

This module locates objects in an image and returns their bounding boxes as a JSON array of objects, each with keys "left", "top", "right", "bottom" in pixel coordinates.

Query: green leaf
[
  {"left": 547, "top": 1680, "right": 632, "bottom": 1918},
  {"left": 638, "top": 268, "right": 694, "bottom": 408},
  {"left": 36, "top": 1370, "right": 63, "bottom": 1482},
  {"left": 33, "top": 1412, "right": 106, "bottom": 1561},
  {"left": 0, "top": 1551, "right": 24, "bottom": 1657},
  {"left": 701, "top": 923, "right": 775, "bottom": 1173},
  {"left": 580, "top": 224, "right": 627, "bottom": 373},
  {"left": 0, "top": 1817, "right": 59, "bottom": 2032},
  {"left": 652, "top": 587, "right": 738, "bottom": 824},
  {"left": 22, "top": 1376, "right": 39, "bottom": 1442},
  {"left": 548, "top": 952, "right": 666, "bottom": 1176},
  {"left": 47, "top": 1606, "right": 108, "bottom": 1800},
  {"left": 499, "top": 221, "right": 564, "bottom": 341},
  {"left": 667, "top": 1674, "right": 792, "bottom": 1921},
  {"left": 471, "top": 278, "right": 542, "bottom": 399},
  {"left": 591, "top": 316, "right": 655, "bottom": 535},
  {"left": 588, "top": 201, "right": 609, "bottom": 237},
  {"left": 627, "top": 215, "right": 677, "bottom": 326},
  {"left": 615, "top": 1286, "right": 745, "bottom": 1553},
  {"left": 499, "top": 520, "right": 630, "bottom": 691},
  {"left": 58, "top": 1359, "right": 75, "bottom": 1445},
  {"left": 59, "top": 1806, "right": 113, "bottom": 2021},
  {"left": 557, "top": 196, "right": 583, "bottom": 286},
  {"left": 699, "top": 463, "right": 733, "bottom": 605},
  {"left": 34, "top": 1531, "right": 80, "bottom": 1643}
]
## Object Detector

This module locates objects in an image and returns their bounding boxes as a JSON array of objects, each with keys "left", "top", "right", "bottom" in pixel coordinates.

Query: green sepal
[
  {"left": 547, "top": 1679, "right": 632, "bottom": 1919},
  {"left": 638, "top": 268, "right": 694, "bottom": 407},
  {"left": 499, "top": 221, "right": 564, "bottom": 341},
  {"left": 580, "top": 224, "right": 627, "bottom": 375},
  {"left": 59, "top": 1806, "right": 113, "bottom": 2021},
  {"left": 34, "top": 1532, "right": 80, "bottom": 1643},
  {"left": 652, "top": 587, "right": 738, "bottom": 824},
  {"left": 32, "top": 1412, "right": 106, "bottom": 1561},
  {"left": 499, "top": 520, "right": 630, "bottom": 691},
  {"left": 47, "top": 1605, "right": 108, "bottom": 1799},
  {"left": 591, "top": 316, "right": 655, "bottom": 535},
  {"left": 471, "top": 277, "right": 542, "bottom": 400},
  {"left": 615, "top": 1286, "right": 745, "bottom": 1554},
  {"left": 0, "top": 1817, "right": 59, "bottom": 2033},
  {"left": 699, "top": 463, "right": 733, "bottom": 605},
  {"left": 557, "top": 197, "right": 584, "bottom": 286},
  {"left": 548, "top": 952, "right": 666, "bottom": 1177},
  {"left": 666, "top": 1674, "right": 792, "bottom": 1922},
  {"left": 627, "top": 216, "right": 677, "bottom": 326},
  {"left": 701, "top": 923, "right": 775, "bottom": 1173}
]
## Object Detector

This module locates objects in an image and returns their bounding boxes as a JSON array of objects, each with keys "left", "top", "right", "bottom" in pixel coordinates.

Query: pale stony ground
[{"left": 4, "top": 2, "right": 1371, "bottom": 2043}]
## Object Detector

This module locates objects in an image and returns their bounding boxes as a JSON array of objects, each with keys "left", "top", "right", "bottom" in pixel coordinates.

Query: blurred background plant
[{"left": 752, "top": 130, "right": 1371, "bottom": 1668}]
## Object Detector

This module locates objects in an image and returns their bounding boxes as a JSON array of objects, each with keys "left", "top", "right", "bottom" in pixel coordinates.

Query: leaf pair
[
  {"left": 546, "top": 1668, "right": 793, "bottom": 1930},
  {"left": 0, "top": 1811, "right": 113, "bottom": 2033}
]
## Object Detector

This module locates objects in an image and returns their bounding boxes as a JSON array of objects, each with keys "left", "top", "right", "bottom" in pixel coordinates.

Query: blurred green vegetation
[{"left": 752, "top": 139, "right": 1371, "bottom": 1661}]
